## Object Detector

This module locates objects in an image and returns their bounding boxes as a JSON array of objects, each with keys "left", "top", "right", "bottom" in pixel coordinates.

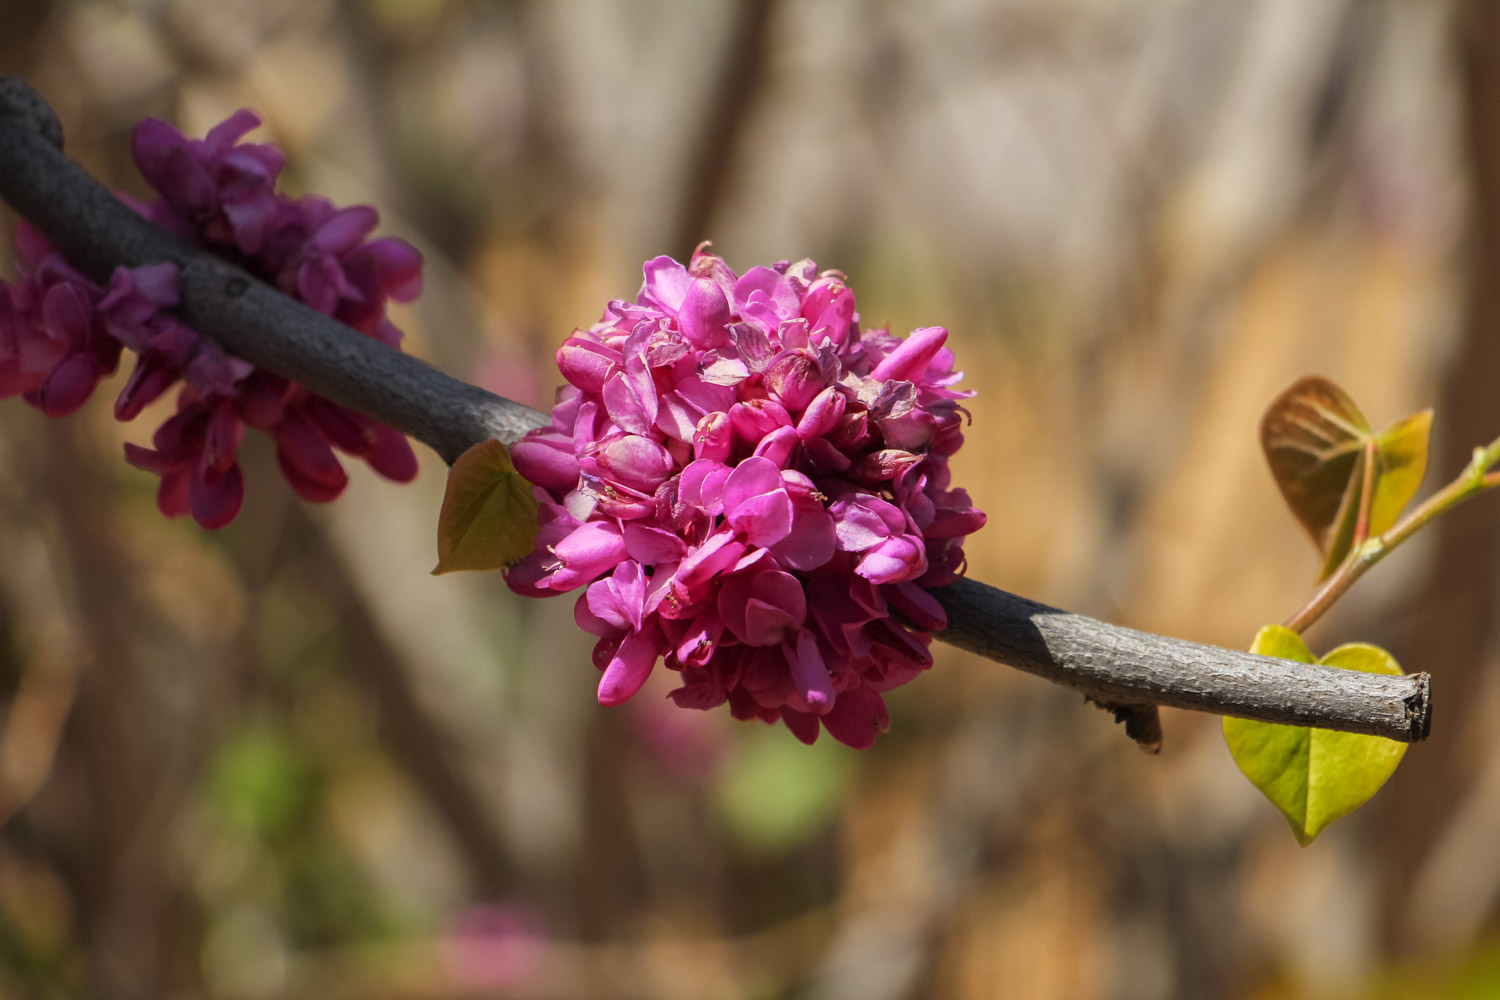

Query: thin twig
[
  {"left": 1283, "top": 435, "right": 1500, "bottom": 634},
  {"left": 0, "top": 75, "right": 1433, "bottom": 744}
]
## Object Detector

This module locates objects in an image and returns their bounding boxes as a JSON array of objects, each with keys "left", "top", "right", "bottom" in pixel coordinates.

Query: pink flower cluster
[
  {"left": 509, "top": 248, "right": 985, "bottom": 748},
  {"left": 0, "top": 112, "right": 421, "bottom": 527}
]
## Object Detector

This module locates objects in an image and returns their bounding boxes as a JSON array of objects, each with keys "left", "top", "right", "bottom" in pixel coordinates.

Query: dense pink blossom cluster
[
  {"left": 509, "top": 247, "right": 985, "bottom": 748},
  {"left": 0, "top": 112, "right": 420, "bottom": 527}
]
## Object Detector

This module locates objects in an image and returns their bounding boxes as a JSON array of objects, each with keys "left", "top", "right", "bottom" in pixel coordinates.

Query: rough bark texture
[
  {"left": 0, "top": 75, "right": 1433, "bottom": 744},
  {"left": 934, "top": 578, "right": 1430, "bottom": 740}
]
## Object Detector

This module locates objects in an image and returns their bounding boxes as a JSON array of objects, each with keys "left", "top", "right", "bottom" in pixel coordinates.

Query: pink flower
[
  {"left": 1, "top": 111, "right": 422, "bottom": 529},
  {"left": 509, "top": 246, "right": 986, "bottom": 748}
]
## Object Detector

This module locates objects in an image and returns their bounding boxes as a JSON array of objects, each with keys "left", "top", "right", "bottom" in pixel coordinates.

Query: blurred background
[{"left": 1, "top": 0, "right": 1498, "bottom": 997}]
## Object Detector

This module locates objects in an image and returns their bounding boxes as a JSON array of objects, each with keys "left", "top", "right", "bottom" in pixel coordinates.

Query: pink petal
[
  {"left": 888, "top": 581, "right": 947, "bottom": 631},
  {"left": 638, "top": 256, "right": 691, "bottom": 314},
  {"left": 820, "top": 686, "right": 889, "bottom": 750},
  {"left": 784, "top": 629, "right": 834, "bottom": 715},
  {"left": 189, "top": 461, "right": 245, "bottom": 530},
  {"left": 275, "top": 415, "right": 348, "bottom": 503},
  {"left": 780, "top": 708, "right": 820, "bottom": 744},
  {"left": 769, "top": 500, "right": 836, "bottom": 571},
  {"left": 722, "top": 455, "right": 782, "bottom": 511},
  {"left": 33, "top": 354, "right": 99, "bottom": 417},
  {"left": 727, "top": 490, "right": 793, "bottom": 548},
  {"left": 598, "top": 630, "right": 660, "bottom": 706}
]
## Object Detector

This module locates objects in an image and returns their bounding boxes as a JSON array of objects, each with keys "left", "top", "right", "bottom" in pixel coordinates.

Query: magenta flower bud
[
  {"left": 689, "top": 243, "right": 738, "bottom": 299},
  {"left": 512, "top": 431, "right": 581, "bottom": 492},
  {"left": 824, "top": 410, "right": 871, "bottom": 451},
  {"left": 872, "top": 326, "right": 948, "bottom": 382},
  {"left": 599, "top": 434, "right": 674, "bottom": 491},
  {"left": 693, "top": 411, "right": 731, "bottom": 461},
  {"left": 925, "top": 506, "right": 988, "bottom": 539},
  {"left": 849, "top": 448, "right": 924, "bottom": 485},
  {"left": 751, "top": 425, "right": 800, "bottom": 469},
  {"left": 796, "top": 386, "right": 846, "bottom": 439},
  {"left": 729, "top": 398, "right": 791, "bottom": 443},
  {"left": 557, "top": 337, "right": 621, "bottom": 393},
  {"left": 678, "top": 278, "right": 733, "bottom": 349},
  {"left": 763, "top": 349, "right": 824, "bottom": 413}
]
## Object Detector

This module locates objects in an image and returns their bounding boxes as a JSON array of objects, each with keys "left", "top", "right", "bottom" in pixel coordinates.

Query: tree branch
[{"left": 0, "top": 76, "right": 1433, "bottom": 744}]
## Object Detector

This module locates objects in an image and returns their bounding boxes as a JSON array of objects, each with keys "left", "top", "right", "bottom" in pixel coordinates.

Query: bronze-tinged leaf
[
  {"left": 1262, "top": 376, "right": 1435, "bottom": 579},
  {"left": 433, "top": 440, "right": 540, "bottom": 575},
  {"left": 1261, "top": 375, "right": 1372, "bottom": 560}
]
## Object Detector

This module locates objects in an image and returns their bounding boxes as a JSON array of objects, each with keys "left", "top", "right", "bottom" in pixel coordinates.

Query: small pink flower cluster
[
  {"left": 0, "top": 112, "right": 421, "bottom": 527},
  {"left": 509, "top": 248, "right": 985, "bottom": 748}
]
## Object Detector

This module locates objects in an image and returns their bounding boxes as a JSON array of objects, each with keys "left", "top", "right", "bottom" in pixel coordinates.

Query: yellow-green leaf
[
  {"left": 433, "top": 440, "right": 540, "bottom": 575},
  {"left": 1260, "top": 376, "right": 1432, "bottom": 579},
  {"left": 1223, "top": 625, "right": 1408, "bottom": 846},
  {"left": 1370, "top": 409, "right": 1433, "bottom": 536}
]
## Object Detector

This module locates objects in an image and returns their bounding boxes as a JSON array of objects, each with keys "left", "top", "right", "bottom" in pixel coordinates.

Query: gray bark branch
[{"left": 0, "top": 76, "right": 1432, "bottom": 744}]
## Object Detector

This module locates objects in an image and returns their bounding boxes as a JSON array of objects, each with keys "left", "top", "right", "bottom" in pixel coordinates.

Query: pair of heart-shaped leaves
[
  {"left": 433, "top": 440, "right": 541, "bottom": 575},
  {"left": 1224, "top": 625, "right": 1408, "bottom": 845},
  {"left": 1260, "top": 376, "right": 1432, "bottom": 578}
]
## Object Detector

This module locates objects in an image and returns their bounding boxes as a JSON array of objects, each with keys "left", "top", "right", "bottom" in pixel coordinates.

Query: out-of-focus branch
[
  {"left": 0, "top": 77, "right": 548, "bottom": 463},
  {"left": 0, "top": 76, "right": 1433, "bottom": 745}
]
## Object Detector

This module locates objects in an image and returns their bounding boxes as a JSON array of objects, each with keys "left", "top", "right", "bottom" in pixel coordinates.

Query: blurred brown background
[{"left": 2, "top": 1, "right": 1498, "bottom": 997}]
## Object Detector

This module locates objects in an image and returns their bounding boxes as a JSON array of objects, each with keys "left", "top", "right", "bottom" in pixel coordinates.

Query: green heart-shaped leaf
[
  {"left": 1223, "top": 625, "right": 1408, "bottom": 846},
  {"left": 433, "top": 439, "right": 540, "bottom": 574},
  {"left": 1260, "top": 376, "right": 1432, "bottom": 578}
]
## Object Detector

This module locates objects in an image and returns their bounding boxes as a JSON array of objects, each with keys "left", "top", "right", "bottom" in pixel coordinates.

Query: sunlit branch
[{"left": 0, "top": 75, "right": 1433, "bottom": 745}]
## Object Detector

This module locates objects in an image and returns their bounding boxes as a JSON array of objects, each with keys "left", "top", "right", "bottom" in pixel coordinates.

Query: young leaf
[
  {"left": 1369, "top": 409, "right": 1433, "bottom": 536},
  {"left": 1261, "top": 375, "right": 1370, "bottom": 558},
  {"left": 1261, "top": 376, "right": 1433, "bottom": 578},
  {"left": 1223, "top": 625, "right": 1408, "bottom": 846},
  {"left": 433, "top": 439, "right": 540, "bottom": 575}
]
